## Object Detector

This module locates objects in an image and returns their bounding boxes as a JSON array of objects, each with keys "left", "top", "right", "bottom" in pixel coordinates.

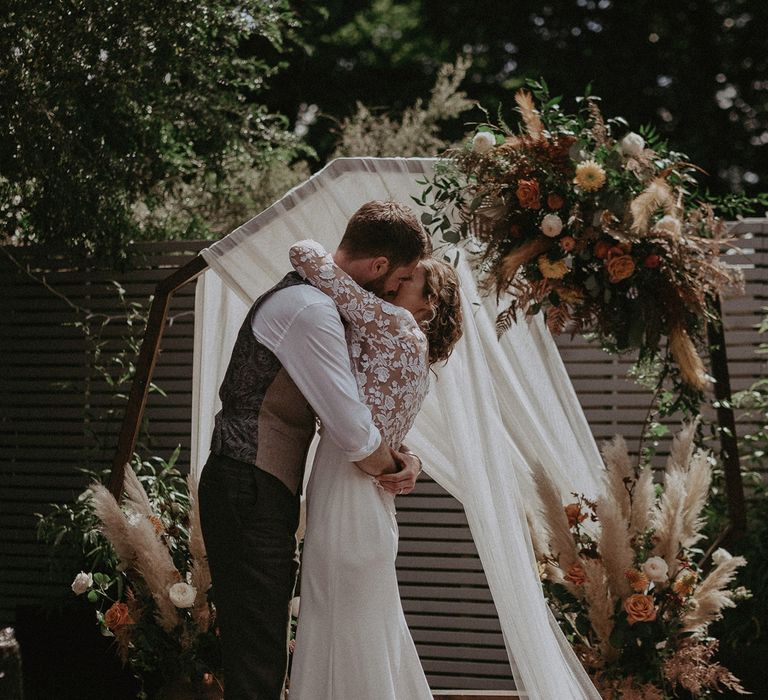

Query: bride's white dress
[{"left": 288, "top": 240, "right": 433, "bottom": 700}]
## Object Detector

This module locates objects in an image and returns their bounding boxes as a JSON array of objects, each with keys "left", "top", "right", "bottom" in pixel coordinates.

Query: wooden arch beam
[{"left": 108, "top": 253, "right": 209, "bottom": 497}]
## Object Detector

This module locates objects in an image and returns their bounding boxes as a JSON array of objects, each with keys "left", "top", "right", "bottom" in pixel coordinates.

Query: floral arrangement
[
  {"left": 69, "top": 461, "right": 221, "bottom": 697},
  {"left": 528, "top": 423, "right": 749, "bottom": 699},
  {"left": 416, "top": 81, "right": 745, "bottom": 391}
]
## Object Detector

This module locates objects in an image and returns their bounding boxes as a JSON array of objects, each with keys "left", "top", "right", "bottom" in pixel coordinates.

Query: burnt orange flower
[
  {"left": 673, "top": 573, "right": 697, "bottom": 597},
  {"left": 516, "top": 178, "right": 541, "bottom": 210},
  {"left": 593, "top": 240, "right": 612, "bottom": 259},
  {"left": 148, "top": 515, "right": 165, "bottom": 536},
  {"left": 564, "top": 562, "right": 586, "bottom": 586},
  {"left": 606, "top": 255, "right": 636, "bottom": 283},
  {"left": 625, "top": 568, "right": 649, "bottom": 593},
  {"left": 547, "top": 192, "right": 565, "bottom": 209},
  {"left": 104, "top": 602, "right": 134, "bottom": 630},
  {"left": 559, "top": 235, "right": 576, "bottom": 253},
  {"left": 564, "top": 503, "right": 587, "bottom": 528},
  {"left": 623, "top": 594, "right": 656, "bottom": 625}
]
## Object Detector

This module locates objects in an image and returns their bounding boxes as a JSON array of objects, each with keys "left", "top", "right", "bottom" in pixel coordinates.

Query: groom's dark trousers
[{"left": 199, "top": 452, "right": 300, "bottom": 699}]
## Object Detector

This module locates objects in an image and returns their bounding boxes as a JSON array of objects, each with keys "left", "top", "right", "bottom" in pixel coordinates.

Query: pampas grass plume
[
  {"left": 582, "top": 558, "right": 616, "bottom": 659},
  {"left": 596, "top": 493, "right": 634, "bottom": 599},
  {"left": 534, "top": 470, "right": 579, "bottom": 572},
  {"left": 630, "top": 178, "right": 674, "bottom": 234},
  {"left": 600, "top": 435, "right": 633, "bottom": 520},
  {"left": 669, "top": 325, "right": 710, "bottom": 391},
  {"left": 679, "top": 449, "right": 712, "bottom": 549},
  {"left": 122, "top": 464, "right": 153, "bottom": 517},
  {"left": 515, "top": 89, "right": 544, "bottom": 141},
  {"left": 89, "top": 483, "right": 135, "bottom": 571},
  {"left": 496, "top": 237, "right": 551, "bottom": 287},
  {"left": 683, "top": 555, "right": 747, "bottom": 633}
]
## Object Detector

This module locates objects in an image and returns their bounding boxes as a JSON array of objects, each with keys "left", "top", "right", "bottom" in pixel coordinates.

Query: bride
[{"left": 287, "top": 239, "right": 463, "bottom": 699}]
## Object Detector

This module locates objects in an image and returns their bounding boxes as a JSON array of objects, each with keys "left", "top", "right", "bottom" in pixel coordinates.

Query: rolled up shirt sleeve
[{"left": 252, "top": 291, "right": 381, "bottom": 462}]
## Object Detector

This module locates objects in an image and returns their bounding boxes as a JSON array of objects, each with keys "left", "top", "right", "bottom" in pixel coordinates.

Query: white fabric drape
[{"left": 191, "top": 157, "right": 603, "bottom": 698}]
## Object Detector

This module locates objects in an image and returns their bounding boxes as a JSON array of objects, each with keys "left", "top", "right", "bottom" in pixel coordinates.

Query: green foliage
[
  {"left": 332, "top": 56, "right": 476, "bottom": 158},
  {"left": 1, "top": 0, "right": 304, "bottom": 261}
]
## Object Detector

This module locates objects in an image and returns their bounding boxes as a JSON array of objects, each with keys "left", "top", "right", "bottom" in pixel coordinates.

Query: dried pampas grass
[
  {"left": 679, "top": 449, "right": 712, "bottom": 550},
  {"left": 514, "top": 89, "right": 544, "bottom": 141},
  {"left": 682, "top": 555, "right": 747, "bottom": 633},
  {"left": 534, "top": 470, "right": 579, "bottom": 572},
  {"left": 187, "top": 475, "right": 212, "bottom": 631},
  {"left": 89, "top": 483, "right": 136, "bottom": 571},
  {"left": 123, "top": 464, "right": 153, "bottom": 517},
  {"left": 629, "top": 464, "right": 655, "bottom": 535},
  {"left": 630, "top": 178, "right": 675, "bottom": 234},
  {"left": 596, "top": 493, "right": 633, "bottom": 599},
  {"left": 582, "top": 558, "right": 615, "bottom": 659},
  {"left": 600, "top": 435, "right": 633, "bottom": 520},
  {"left": 669, "top": 324, "right": 710, "bottom": 391},
  {"left": 495, "top": 237, "right": 552, "bottom": 289}
]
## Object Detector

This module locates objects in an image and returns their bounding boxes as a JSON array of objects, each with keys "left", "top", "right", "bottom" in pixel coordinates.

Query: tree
[
  {"left": 0, "top": 0, "right": 303, "bottom": 261},
  {"left": 273, "top": 0, "right": 768, "bottom": 206}
]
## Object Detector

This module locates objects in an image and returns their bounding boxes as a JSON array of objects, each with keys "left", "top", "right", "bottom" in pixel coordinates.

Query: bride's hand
[{"left": 376, "top": 449, "right": 422, "bottom": 495}]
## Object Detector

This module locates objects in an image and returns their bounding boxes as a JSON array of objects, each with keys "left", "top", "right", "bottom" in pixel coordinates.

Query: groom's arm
[{"left": 253, "top": 287, "right": 397, "bottom": 476}]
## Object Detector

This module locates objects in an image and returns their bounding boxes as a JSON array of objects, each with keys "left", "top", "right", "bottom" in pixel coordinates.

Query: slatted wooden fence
[{"left": 0, "top": 221, "right": 765, "bottom": 692}]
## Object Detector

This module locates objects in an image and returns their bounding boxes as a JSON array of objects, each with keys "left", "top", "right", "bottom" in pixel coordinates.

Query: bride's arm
[{"left": 289, "top": 239, "right": 395, "bottom": 329}]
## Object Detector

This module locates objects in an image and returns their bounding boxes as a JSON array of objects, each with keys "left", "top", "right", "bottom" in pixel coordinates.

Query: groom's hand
[{"left": 376, "top": 448, "right": 421, "bottom": 495}]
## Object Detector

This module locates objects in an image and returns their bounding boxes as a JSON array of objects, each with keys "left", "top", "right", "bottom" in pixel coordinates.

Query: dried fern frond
[
  {"left": 495, "top": 303, "right": 517, "bottom": 338},
  {"left": 515, "top": 89, "right": 544, "bottom": 141}
]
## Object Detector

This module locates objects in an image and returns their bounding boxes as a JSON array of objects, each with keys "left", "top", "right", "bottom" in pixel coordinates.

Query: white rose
[
  {"left": 712, "top": 548, "right": 733, "bottom": 566},
  {"left": 71, "top": 572, "right": 93, "bottom": 595},
  {"left": 290, "top": 596, "right": 301, "bottom": 617},
  {"left": 540, "top": 213, "right": 564, "bottom": 238},
  {"left": 642, "top": 556, "right": 669, "bottom": 583},
  {"left": 653, "top": 215, "right": 682, "bottom": 238},
  {"left": 169, "top": 581, "right": 197, "bottom": 608},
  {"left": 620, "top": 132, "right": 645, "bottom": 157},
  {"left": 472, "top": 131, "right": 496, "bottom": 154}
]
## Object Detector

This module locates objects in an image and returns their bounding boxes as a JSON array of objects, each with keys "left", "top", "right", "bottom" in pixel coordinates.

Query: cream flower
[
  {"left": 653, "top": 214, "right": 682, "bottom": 238},
  {"left": 642, "top": 556, "right": 669, "bottom": 583},
  {"left": 71, "top": 572, "right": 93, "bottom": 595},
  {"left": 620, "top": 132, "right": 645, "bottom": 157},
  {"left": 712, "top": 548, "right": 733, "bottom": 566},
  {"left": 472, "top": 131, "right": 496, "bottom": 154},
  {"left": 574, "top": 159, "right": 606, "bottom": 192},
  {"left": 169, "top": 581, "right": 197, "bottom": 608},
  {"left": 290, "top": 596, "right": 301, "bottom": 617},
  {"left": 540, "top": 213, "right": 564, "bottom": 238}
]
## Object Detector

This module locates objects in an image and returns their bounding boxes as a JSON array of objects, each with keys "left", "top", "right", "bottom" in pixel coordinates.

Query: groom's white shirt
[{"left": 251, "top": 283, "right": 381, "bottom": 462}]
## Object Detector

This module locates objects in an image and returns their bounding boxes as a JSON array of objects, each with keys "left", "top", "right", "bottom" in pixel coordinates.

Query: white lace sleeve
[
  {"left": 289, "top": 240, "right": 401, "bottom": 336},
  {"left": 290, "top": 239, "right": 430, "bottom": 448}
]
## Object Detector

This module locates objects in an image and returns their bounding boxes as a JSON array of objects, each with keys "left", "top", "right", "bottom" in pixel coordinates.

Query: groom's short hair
[{"left": 339, "top": 201, "right": 430, "bottom": 267}]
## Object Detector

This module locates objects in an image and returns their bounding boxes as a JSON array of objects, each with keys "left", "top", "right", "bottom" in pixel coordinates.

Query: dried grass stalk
[
  {"left": 122, "top": 464, "right": 153, "bottom": 517},
  {"left": 629, "top": 464, "right": 655, "bottom": 535},
  {"left": 668, "top": 420, "right": 698, "bottom": 473},
  {"left": 600, "top": 436, "right": 633, "bottom": 520},
  {"left": 186, "top": 475, "right": 212, "bottom": 631},
  {"left": 630, "top": 178, "right": 674, "bottom": 234},
  {"left": 534, "top": 470, "right": 579, "bottom": 572},
  {"left": 652, "top": 469, "right": 686, "bottom": 575},
  {"left": 582, "top": 558, "right": 615, "bottom": 660},
  {"left": 682, "top": 556, "right": 747, "bottom": 633},
  {"left": 596, "top": 493, "right": 633, "bottom": 599},
  {"left": 515, "top": 89, "right": 544, "bottom": 141},
  {"left": 679, "top": 449, "right": 712, "bottom": 549},
  {"left": 89, "top": 483, "right": 136, "bottom": 571},
  {"left": 669, "top": 324, "right": 710, "bottom": 390}
]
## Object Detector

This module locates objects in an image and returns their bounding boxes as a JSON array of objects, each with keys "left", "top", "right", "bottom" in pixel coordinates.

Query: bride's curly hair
[{"left": 420, "top": 258, "right": 463, "bottom": 365}]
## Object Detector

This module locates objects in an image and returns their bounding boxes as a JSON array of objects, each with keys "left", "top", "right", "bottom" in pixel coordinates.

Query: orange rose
[
  {"left": 606, "top": 255, "right": 636, "bottom": 283},
  {"left": 559, "top": 235, "right": 576, "bottom": 253},
  {"left": 104, "top": 602, "right": 134, "bottom": 630},
  {"left": 564, "top": 562, "right": 586, "bottom": 586},
  {"left": 516, "top": 178, "right": 541, "bottom": 210},
  {"left": 564, "top": 503, "right": 587, "bottom": 527},
  {"left": 593, "top": 240, "right": 612, "bottom": 259},
  {"left": 623, "top": 594, "right": 656, "bottom": 625},
  {"left": 625, "top": 568, "right": 649, "bottom": 593},
  {"left": 547, "top": 192, "right": 565, "bottom": 209}
]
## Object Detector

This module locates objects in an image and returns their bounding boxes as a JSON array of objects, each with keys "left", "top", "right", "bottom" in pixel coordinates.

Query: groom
[{"left": 198, "top": 200, "right": 430, "bottom": 699}]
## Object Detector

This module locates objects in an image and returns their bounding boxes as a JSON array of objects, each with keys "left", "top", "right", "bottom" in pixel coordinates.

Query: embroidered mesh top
[{"left": 290, "top": 240, "right": 429, "bottom": 450}]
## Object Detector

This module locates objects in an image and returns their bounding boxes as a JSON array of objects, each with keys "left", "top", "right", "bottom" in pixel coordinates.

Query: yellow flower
[
  {"left": 538, "top": 255, "right": 569, "bottom": 280},
  {"left": 574, "top": 159, "right": 607, "bottom": 192},
  {"left": 673, "top": 573, "right": 697, "bottom": 597}
]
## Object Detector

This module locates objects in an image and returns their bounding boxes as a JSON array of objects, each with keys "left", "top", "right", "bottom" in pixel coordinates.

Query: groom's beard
[{"left": 363, "top": 271, "right": 397, "bottom": 301}]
